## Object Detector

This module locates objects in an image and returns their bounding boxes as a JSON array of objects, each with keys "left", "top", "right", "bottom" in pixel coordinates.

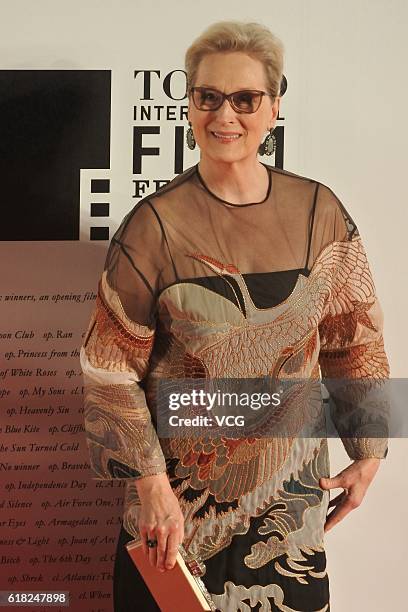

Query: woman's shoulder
[
  {"left": 269, "top": 164, "right": 340, "bottom": 209},
  {"left": 271, "top": 165, "right": 358, "bottom": 240},
  {"left": 270, "top": 164, "right": 339, "bottom": 200},
  {"left": 268, "top": 164, "right": 317, "bottom": 184},
  {"left": 149, "top": 164, "right": 198, "bottom": 202},
  {"left": 115, "top": 164, "right": 197, "bottom": 228}
]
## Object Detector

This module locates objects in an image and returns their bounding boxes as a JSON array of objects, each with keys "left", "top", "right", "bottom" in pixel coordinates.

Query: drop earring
[
  {"left": 186, "top": 121, "right": 196, "bottom": 150},
  {"left": 258, "top": 127, "right": 276, "bottom": 156}
]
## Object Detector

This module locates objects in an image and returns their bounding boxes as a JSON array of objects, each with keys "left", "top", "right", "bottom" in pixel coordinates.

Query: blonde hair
[{"left": 185, "top": 20, "right": 284, "bottom": 98}]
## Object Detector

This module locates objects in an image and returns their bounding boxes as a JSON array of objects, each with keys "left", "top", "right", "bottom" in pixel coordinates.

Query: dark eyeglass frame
[{"left": 189, "top": 86, "right": 275, "bottom": 114}]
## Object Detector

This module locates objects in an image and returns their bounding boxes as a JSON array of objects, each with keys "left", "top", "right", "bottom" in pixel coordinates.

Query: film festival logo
[
  {"left": 0, "top": 70, "right": 111, "bottom": 241},
  {"left": 0, "top": 69, "right": 285, "bottom": 242}
]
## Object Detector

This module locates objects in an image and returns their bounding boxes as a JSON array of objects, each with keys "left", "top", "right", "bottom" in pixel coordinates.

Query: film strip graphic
[{"left": 80, "top": 169, "right": 112, "bottom": 241}]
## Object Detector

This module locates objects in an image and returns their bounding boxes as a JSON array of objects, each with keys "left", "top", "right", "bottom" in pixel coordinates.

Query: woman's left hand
[{"left": 320, "top": 458, "right": 381, "bottom": 533}]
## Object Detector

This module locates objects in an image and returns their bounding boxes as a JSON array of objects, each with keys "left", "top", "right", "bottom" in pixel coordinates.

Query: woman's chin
[{"left": 202, "top": 147, "right": 247, "bottom": 164}]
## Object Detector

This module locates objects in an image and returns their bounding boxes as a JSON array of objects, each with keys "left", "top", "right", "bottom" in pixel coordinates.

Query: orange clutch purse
[{"left": 125, "top": 539, "right": 217, "bottom": 612}]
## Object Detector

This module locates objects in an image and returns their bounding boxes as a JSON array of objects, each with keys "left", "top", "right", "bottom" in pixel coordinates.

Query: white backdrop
[{"left": 1, "top": 1, "right": 407, "bottom": 611}]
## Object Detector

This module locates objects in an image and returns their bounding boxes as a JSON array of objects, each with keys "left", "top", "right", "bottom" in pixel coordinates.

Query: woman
[{"left": 80, "top": 21, "right": 389, "bottom": 612}]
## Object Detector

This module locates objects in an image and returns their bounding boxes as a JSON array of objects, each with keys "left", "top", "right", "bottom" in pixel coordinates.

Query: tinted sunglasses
[{"left": 189, "top": 86, "right": 274, "bottom": 114}]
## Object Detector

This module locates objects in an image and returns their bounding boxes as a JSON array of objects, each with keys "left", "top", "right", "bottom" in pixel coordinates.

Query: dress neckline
[{"left": 194, "top": 162, "right": 272, "bottom": 208}]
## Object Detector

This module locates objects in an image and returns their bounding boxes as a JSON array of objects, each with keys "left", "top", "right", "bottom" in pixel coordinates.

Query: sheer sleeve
[
  {"left": 79, "top": 200, "right": 171, "bottom": 479},
  {"left": 316, "top": 185, "right": 390, "bottom": 460}
]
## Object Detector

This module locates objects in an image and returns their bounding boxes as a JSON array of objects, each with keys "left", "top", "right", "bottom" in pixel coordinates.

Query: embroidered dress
[{"left": 80, "top": 163, "right": 389, "bottom": 612}]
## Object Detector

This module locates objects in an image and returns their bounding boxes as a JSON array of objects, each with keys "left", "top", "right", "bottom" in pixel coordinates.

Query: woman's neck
[{"left": 197, "top": 156, "right": 269, "bottom": 205}]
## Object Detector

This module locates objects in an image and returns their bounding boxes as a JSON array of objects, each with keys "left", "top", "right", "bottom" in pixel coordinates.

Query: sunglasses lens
[
  {"left": 193, "top": 88, "right": 222, "bottom": 110},
  {"left": 191, "top": 88, "right": 263, "bottom": 113},
  {"left": 232, "top": 91, "right": 261, "bottom": 113}
]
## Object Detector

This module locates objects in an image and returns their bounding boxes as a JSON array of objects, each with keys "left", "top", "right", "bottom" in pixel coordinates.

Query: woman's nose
[{"left": 214, "top": 98, "right": 238, "bottom": 121}]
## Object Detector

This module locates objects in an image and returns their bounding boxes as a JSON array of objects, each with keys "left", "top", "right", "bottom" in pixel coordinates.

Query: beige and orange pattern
[{"left": 80, "top": 163, "right": 390, "bottom": 611}]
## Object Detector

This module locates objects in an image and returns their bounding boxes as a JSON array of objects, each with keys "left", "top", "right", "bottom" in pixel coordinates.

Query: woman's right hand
[{"left": 136, "top": 473, "right": 185, "bottom": 572}]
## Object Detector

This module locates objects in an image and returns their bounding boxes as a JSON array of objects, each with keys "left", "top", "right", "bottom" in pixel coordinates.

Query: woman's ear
[
  {"left": 267, "top": 96, "right": 280, "bottom": 130},
  {"left": 273, "top": 95, "right": 281, "bottom": 120},
  {"left": 187, "top": 98, "right": 192, "bottom": 124}
]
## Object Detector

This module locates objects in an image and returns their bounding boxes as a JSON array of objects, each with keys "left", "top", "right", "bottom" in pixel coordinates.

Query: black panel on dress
[{"left": 178, "top": 269, "right": 310, "bottom": 316}]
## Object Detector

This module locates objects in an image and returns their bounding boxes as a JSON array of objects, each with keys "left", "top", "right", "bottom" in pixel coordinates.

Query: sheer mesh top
[
  {"left": 105, "top": 162, "right": 357, "bottom": 328},
  {"left": 80, "top": 158, "right": 390, "bottom": 567}
]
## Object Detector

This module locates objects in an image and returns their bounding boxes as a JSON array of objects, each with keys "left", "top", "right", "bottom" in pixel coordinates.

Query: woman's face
[{"left": 188, "top": 51, "right": 280, "bottom": 164}]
